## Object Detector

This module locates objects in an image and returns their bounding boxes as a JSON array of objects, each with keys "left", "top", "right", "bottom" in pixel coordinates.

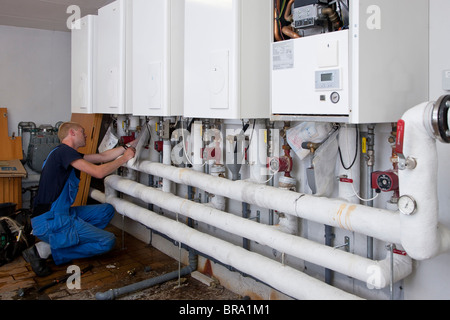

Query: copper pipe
[
  {"left": 274, "top": 8, "right": 282, "bottom": 41},
  {"left": 282, "top": 25, "right": 300, "bottom": 39},
  {"left": 284, "top": 0, "right": 295, "bottom": 22},
  {"left": 322, "top": 7, "right": 342, "bottom": 29}
]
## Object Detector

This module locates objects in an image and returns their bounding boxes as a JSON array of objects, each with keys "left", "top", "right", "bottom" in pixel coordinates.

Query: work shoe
[{"left": 22, "top": 245, "right": 52, "bottom": 277}]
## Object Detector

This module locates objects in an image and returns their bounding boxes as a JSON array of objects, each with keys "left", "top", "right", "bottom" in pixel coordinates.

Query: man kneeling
[{"left": 23, "top": 122, "right": 137, "bottom": 276}]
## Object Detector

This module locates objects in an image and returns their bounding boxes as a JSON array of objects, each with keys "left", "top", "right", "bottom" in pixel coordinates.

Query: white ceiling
[{"left": 0, "top": 0, "right": 114, "bottom": 32}]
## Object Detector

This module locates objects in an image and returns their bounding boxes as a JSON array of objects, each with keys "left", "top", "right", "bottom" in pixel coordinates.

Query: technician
[{"left": 22, "top": 122, "right": 137, "bottom": 276}]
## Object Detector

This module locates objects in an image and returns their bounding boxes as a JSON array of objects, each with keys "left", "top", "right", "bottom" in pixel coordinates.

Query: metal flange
[{"left": 431, "top": 95, "right": 450, "bottom": 143}]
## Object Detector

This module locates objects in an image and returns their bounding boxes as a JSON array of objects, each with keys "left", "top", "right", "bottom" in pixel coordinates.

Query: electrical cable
[
  {"left": 338, "top": 126, "right": 358, "bottom": 170},
  {"left": 274, "top": 0, "right": 287, "bottom": 41},
  {"left": 340, "top": 124, "right": 379, "bottom": 203},
  {"left": 279, "top": 0, "right": 286, "bottom": 19}
]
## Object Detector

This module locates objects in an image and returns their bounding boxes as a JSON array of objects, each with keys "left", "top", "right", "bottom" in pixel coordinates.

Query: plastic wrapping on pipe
[
  {"left": 105, "top": 175, "right": 412, "bottom": 288},
  {"left": 127, "top": 160, "right": 401, "bottom": 244},
  {"left": 104, "top": 191, "right": 362, "bottom": 300},
  {"left": 311, "top": 130, "right": 338, "bottom": 197}
]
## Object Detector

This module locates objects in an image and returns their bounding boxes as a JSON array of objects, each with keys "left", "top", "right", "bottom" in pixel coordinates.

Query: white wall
[{"left": 0, "top": 25, "right": 71, "bottom": 139}]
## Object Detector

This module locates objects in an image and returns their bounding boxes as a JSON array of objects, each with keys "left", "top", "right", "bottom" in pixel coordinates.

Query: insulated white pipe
[
  {"left": 127, "top": 160, "right": 401, "bottom": 244},
  {"left": 105, "top": 175, "right": 412, "bottom": 288},
  {"left": 276, "top": 176, "right": 300, "bottom": 235},
  {"left": 127, "top": 101, "right": 450, "bottom": 261},
  {"left": 398, "top": 102, "right": 450, "bottom": 259},
  {"left": 247, "top": 120, "right": 268, "bottom": 184},
  {"left": 104, "top": 190, "right": 362, "bottom": 300},
  {"left": 89, "top": 188, "right": 106, "bottom": 203},
  {"left": 191, "top": 121, "right": 204, "bottom": 172},
  {"left": 162, "top": 139, "right": 174, "bottom": 193},
  {"left": 205, "top": 165, "right": 226, "bottom": 211}
]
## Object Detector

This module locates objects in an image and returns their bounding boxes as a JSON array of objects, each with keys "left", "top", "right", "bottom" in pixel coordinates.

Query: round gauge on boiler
[
  {"left": 398, "top": 195, "right": 417, "bottom": 215},
  {"left": 330, "top": 92, "right": 340, "bottom": 104}
]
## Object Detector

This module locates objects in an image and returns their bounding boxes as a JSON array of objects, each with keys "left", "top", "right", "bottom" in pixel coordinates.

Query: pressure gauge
[
  {"left": 398, "top": 195, "right": 417, "bottom": 215},
  {"left": 330, "top": 92, "right": 340, "bottom": 104}
]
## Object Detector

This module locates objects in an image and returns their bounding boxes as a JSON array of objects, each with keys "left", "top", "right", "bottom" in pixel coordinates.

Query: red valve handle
[{"left": 395, "top": 119, "right": 405, "bottom": 155}]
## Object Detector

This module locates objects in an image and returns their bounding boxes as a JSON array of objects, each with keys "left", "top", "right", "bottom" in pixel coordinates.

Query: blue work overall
[{"left": 31, "top": 160, "right": 116, "bottom": 265}]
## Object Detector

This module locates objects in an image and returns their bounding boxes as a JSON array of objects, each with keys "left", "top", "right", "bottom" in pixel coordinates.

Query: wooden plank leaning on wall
[
  {"left": 70, "top": 113, "right": 103, "bottom": 207},
  {"left": 0, "top": 108, "right": 23, "bottom": 161}
]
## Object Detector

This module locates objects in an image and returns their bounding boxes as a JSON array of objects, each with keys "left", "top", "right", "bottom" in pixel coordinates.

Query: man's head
[{"left": 58, "top": 122, "right": 86, "bottom": 148}]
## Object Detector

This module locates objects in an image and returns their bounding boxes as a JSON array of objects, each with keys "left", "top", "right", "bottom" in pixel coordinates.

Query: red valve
[
  {"left": 154, "top": 141, "right": 163, "bottom": 152},
  {"left": 339, "top": 177, "right": 354, "bottom": 183},
  {"left": 393, "top": 249, "right": 407, "bottom": 256},
  {"left": 395, "top": 119, "right": 405, "bottom": 155}
]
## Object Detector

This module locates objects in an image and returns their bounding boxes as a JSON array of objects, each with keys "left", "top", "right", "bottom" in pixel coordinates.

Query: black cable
[
  {"left": 338, "top": 126, "right": 359, "bottom": 170},
  {"left": 244, "top": 120, "right": 257, "bottom": 155}
]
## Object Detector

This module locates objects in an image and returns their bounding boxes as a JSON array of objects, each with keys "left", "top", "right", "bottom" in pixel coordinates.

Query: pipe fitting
[
  {"left": 430, "top": 95, "right": 450, "bottom": 143},
  {"left": 399, "top": 99, "right": 450, "bottom": 259}
]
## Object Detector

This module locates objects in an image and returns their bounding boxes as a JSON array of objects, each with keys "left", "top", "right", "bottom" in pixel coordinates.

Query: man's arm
[
  {"left": 71, "top": 147, "right": 136, "bottom": 179},
  {"left": 84, "top": 138, "right": 139, "bottom": 164}
]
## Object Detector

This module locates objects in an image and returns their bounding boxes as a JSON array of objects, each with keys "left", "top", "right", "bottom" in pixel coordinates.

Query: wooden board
[
  {"left": 70, "top": 113, "right": 103, "bottom": 206},
  {"left": 0, "top": 177, "right": 23, "bottom": 210},
  {"left": 0, "top": 108, "right": 23, "bottom": 160},
  {"left": 0, "top": 159, "right": 27, "bottom": 178}
]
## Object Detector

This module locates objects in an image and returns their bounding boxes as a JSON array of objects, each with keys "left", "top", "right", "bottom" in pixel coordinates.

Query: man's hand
[{"left": 123, "top": 146, "right": 136, "bottom": 161}]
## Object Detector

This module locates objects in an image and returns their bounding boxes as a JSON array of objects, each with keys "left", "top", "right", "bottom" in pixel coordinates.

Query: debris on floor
[{"left": 0, "top": 225, "right": 241, "bottom": 300}]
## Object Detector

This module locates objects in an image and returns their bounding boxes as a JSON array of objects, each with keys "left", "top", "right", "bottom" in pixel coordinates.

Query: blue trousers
[{"left": 31, "top": 204, "right": 116, "bottom": 265}]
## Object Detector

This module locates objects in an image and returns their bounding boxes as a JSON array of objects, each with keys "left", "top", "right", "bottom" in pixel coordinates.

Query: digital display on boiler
[
  {"left": 315, "top": 69, "right": 340, "bottom": 91},
  {"left": 321, "top": 73, "right": 333, "bottom": 82}
]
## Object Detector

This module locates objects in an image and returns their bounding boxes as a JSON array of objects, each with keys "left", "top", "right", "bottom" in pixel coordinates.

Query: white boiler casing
[{"left": 271, "top": 0, "right": 429, "bottom": 124}]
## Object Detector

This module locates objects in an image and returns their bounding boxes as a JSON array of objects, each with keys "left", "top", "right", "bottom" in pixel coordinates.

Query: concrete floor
[{"left": 0, "top": 225, "right": 241, "bottom": 300}]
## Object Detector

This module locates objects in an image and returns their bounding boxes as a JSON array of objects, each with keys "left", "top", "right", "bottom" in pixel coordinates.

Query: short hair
[{"left": 58, "top": 122, "right": 83, "bottom": 141}]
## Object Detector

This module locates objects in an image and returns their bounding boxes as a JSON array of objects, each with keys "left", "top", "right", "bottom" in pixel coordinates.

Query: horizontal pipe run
[
  {"left": 104, "top": 193, "right": 362, "bottom": 300},
  {"left": 89, "top": 188, "right": 106, "bottom": 203},
  {"left": 105, "top": 175, "right": 412, "bottom": 289},
  {"left": 127, "top": 161, "right": 401, "bottom": 244}
]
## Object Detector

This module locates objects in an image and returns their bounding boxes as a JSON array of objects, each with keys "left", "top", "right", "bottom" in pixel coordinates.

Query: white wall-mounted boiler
[
  {"left": 130, "top": 0, "right": 184, "bottom": 117},
  {"left": 95, "top": 0, "right": 131, "bottom": 115},
  {"left": 71, "top": 15, "right": 96, "bottom": 114},
  {"left": 271, "top": 0, "right": 429, "bottom": 124},
  {"left": 183, "top": 0, "right": 272, "bottom": 120}
]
